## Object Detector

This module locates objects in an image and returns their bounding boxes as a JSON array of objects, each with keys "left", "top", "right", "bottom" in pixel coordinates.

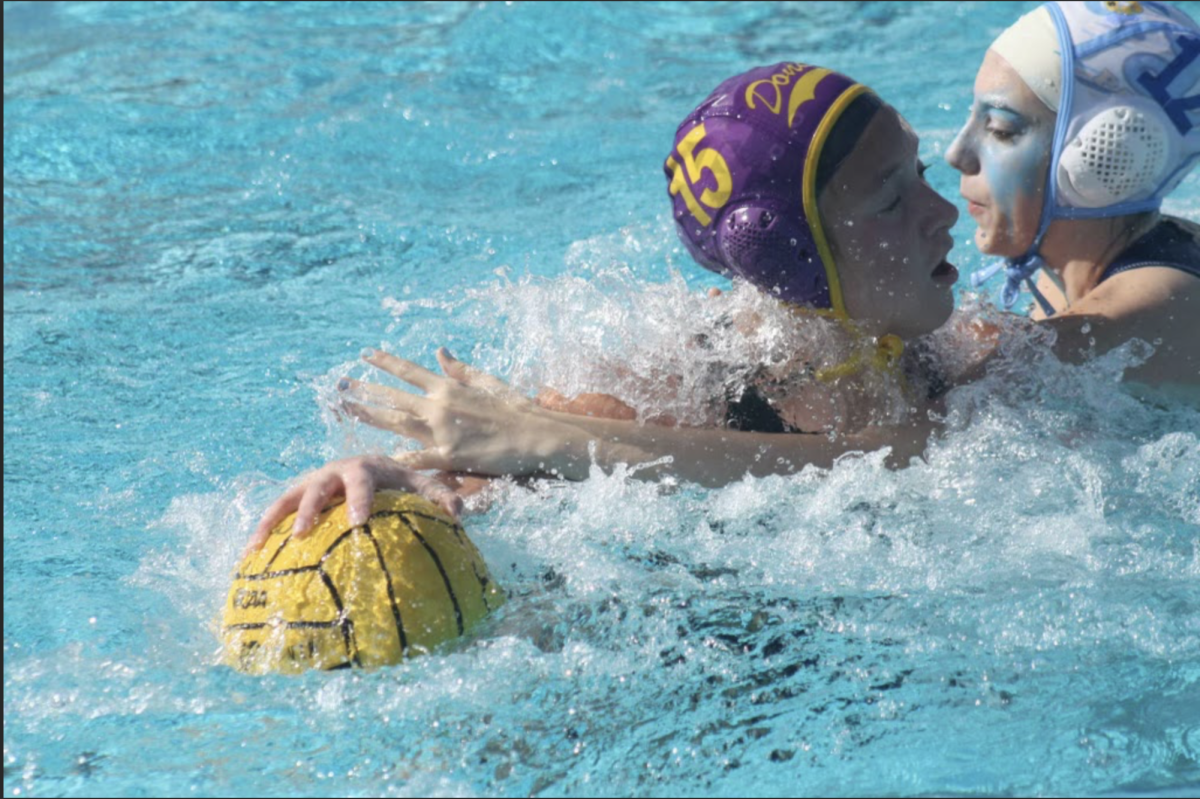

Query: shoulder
[
  {"left": 1086, "top": 264, "right": 1200, "bottom": 313},
  {"left": 1101, "top": 216, "right": 1200, "bottom": 281},
  {"left": 1051, "top": 270, "right": 1199, "bottom": 385}
]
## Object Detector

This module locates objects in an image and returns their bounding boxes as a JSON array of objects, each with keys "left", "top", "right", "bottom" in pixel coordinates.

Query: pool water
[{"left": 5, "top": 1, "right": 1199, "bottom": 796}]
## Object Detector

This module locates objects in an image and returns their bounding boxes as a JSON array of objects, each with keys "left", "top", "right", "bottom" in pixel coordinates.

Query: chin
[
  {"left": 929, "top": 294, "right": 955, "bottom": 332},
  {"left": 975, "top": 226, "right": 1035, "bottom": 259},
  {"left": 915, "top": 295, "right": 956, "bottom": 338},
  {"left": 890, "top": 304, "right": 952, "bottom": 340},
  {"left": 974, "top": 227, "right": 1001, "bottom": 256}
]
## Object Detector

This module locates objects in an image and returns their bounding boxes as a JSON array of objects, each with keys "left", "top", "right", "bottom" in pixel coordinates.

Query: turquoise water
[{"left": 5, "top": 1, "right": 1199, "bottom": 796}]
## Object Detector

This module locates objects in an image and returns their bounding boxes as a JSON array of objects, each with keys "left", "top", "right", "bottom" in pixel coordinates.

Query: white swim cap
[
  {"left": 1031, "top": 1, "right": 1199, "bottom": 214},
  {"left": 991, "top": 6, "right": 1063, "bottom": 112}
]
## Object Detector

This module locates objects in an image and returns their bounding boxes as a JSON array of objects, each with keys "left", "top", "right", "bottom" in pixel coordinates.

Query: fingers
[
  {"left": 560, "top": 392, "right": 638, "bottom": 421},
  {"left": 436, "top": 348, "right": 514, "bottom": 396},
  {"left": 244, "top": 454, "right": 465, "bottom": 562},
  {"left": 292, "top": 472, "right": 344, "bottom": 539},
  {"left": 340, "top": 398, "right": 431, "bottom": 441},
  {"left": 536, "top": 387, "right": 570, "bottom": 412},
  {"left": 360, "top": 346, "right": 520, "bottom": 402},
  {"left": 337, "top": 377, "right": 428, "bottom": 418},
  {"left": 537, "top": 388, "right": 637, "bottom": 420},
  {"left": 363, "top": 349, "right": 442, "bottom": 392},
  {"left": 245, "top": 482, "right": 306, "bottom": 557},
  {"left": 435, "top": 347, "right": 472, "bottom": 384},
  {"left": 341, "top": 463, "right": 377, "bottom": 528},
  {"left": 440, "top": 473, "right": 495, "bottom": 500},
  {"left": 338, "top": 377, "right": 419, "bottom": 409},
  {"left": 395, "top": 468, "right": 464, "bottom": 520},
  {"left": 337, "top": 378, "right": 432, "bottom": 438}
]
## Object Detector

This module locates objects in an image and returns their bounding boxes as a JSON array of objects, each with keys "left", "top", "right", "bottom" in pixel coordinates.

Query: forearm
[
  {"left": 354, "top": 348, "right": 939, "bottom": 488},
  {"left": 537, "top": 410, "right": 937, "bottom": 487}
]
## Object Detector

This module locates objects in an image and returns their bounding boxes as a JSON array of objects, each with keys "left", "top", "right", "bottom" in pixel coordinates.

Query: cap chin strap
[
  {"left": 787, "top": 303, "right": 907, "bottom": 383},
  {"left": 971, "top": 251, "right": 1058, "bottom": 316},
  {"left": 814, "top": 331, "right": 906, "bottom": 383}
]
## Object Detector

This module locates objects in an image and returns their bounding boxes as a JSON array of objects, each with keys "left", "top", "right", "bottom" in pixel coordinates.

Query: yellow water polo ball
[{"left": 221, "top": 490, "right": 505, "bottom": 674}]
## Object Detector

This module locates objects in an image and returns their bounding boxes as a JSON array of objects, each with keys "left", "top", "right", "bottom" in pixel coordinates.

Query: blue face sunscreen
[{"left": 973, "top": 97, "right": 1053, "bottom": 236}]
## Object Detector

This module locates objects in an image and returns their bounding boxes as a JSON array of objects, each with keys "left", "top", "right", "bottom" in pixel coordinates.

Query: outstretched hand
[
  {"left": 244, "top": 455, "right": 463, "bottom": 558},
  {"left": 337, "top": 347, "right": 585, "bottom": 477}
]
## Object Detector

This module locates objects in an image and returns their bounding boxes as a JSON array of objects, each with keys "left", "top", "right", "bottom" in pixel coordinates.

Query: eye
[{"left": 986, "top": 125, "right": 1016, "bottom": 143}]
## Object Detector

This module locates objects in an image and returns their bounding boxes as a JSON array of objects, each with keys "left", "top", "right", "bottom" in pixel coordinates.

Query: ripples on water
[
  {"left": 113, "top": 253, "right": 1200, "bottom": 797},
  {"left": 6, "top": 1, "right": 1200, "bottom": 796}
]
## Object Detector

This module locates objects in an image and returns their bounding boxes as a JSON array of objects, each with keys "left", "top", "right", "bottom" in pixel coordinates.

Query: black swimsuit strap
[{"left": 1099, "top": 219, "right": 1200, "bottom": 284}]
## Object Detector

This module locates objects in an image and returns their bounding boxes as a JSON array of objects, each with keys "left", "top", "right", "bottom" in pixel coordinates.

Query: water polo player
[
  {"left": 248, "top": 59, "right": 965, "bottom": 538},
  {"left": 314, "top": 62, "right": 972, "bottom": 491},
  {"left": 544, "top": 61, "right": 967, "bottom": 435},
  {"left": 252, "top": 2, "right": 1200, "bottom": 516},
  {"left": 666, "top": 62, "right": 960, "bottom": 343},
  {"left": 949, "top": 0, "right": 1199, "bottom": 386}
]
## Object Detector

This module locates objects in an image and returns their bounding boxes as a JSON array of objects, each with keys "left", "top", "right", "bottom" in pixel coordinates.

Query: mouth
[
  {"left": 963, "top": 195, "right": 987, "bottom": 218},
  {"left": 931, "top": 254, "right": 958, "bottom": 286}
]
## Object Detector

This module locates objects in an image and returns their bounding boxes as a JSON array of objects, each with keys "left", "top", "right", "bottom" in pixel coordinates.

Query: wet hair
[{"left": 815, "top": 92, "right": 884, "bottom": 196}]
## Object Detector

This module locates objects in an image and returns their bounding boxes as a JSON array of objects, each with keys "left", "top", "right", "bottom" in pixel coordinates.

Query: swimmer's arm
[
  {"left": 1037, "top": 268, "right": 1200, "bottom": 384},
  {"left": 345, "top": 349, "right": 938, "bottom": 488},
  {"left": 532, "top": 412, "right": 938, "bottom": 486}
]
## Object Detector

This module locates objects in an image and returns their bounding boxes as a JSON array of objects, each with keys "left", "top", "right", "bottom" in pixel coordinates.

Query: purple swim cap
[{"left": 665, "top": 63, "right": 872, "bottom": 316}]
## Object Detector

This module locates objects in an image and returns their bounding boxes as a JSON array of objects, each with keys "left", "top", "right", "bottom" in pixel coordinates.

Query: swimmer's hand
[
  {"left": 338, "top": 348, "right": 604, "bottom": 479},
  {"left": 244, "top": 455, "right": 463, "bottom": 557}
]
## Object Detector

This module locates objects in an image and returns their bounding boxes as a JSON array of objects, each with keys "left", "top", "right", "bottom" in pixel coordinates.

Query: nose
[
  {"left": 945, "top": 122, "right": 978, "bottom": 175},
  {"left": 920, "top": 181, "right": 959, "bottom": 238}
]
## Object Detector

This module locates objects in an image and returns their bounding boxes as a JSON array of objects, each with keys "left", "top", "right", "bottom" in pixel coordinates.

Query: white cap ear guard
[
  {"left": 1045, "top": 1, "right": 1200, "bottom": 218},
  {"left": 1057, "top": 99, "right": 1173, "bottom": 208}
]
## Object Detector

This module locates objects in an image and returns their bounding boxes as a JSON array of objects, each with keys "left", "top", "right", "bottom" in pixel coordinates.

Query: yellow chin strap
[
  {"left": 814, "top": 331, "right": 905, "bottom": 383},
  {"left": 787, "top": 304, "right": 906, "bottom": 384}
]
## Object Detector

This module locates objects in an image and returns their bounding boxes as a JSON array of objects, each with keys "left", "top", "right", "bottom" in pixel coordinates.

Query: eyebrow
[{"left": 975, "top": 95, "right": 1024, "bottom": 117}]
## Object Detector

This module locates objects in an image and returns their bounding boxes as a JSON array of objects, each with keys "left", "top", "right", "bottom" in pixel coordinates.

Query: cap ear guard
[
  {"left": 1043, "top": 1, "right": 1200, "bottom": 217},
  {"left": 715, "top": 203, "right": 827, "bottom": 304},
  {"left": 1057, "top": 99, "right": 1173, "bottom": 208}
]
